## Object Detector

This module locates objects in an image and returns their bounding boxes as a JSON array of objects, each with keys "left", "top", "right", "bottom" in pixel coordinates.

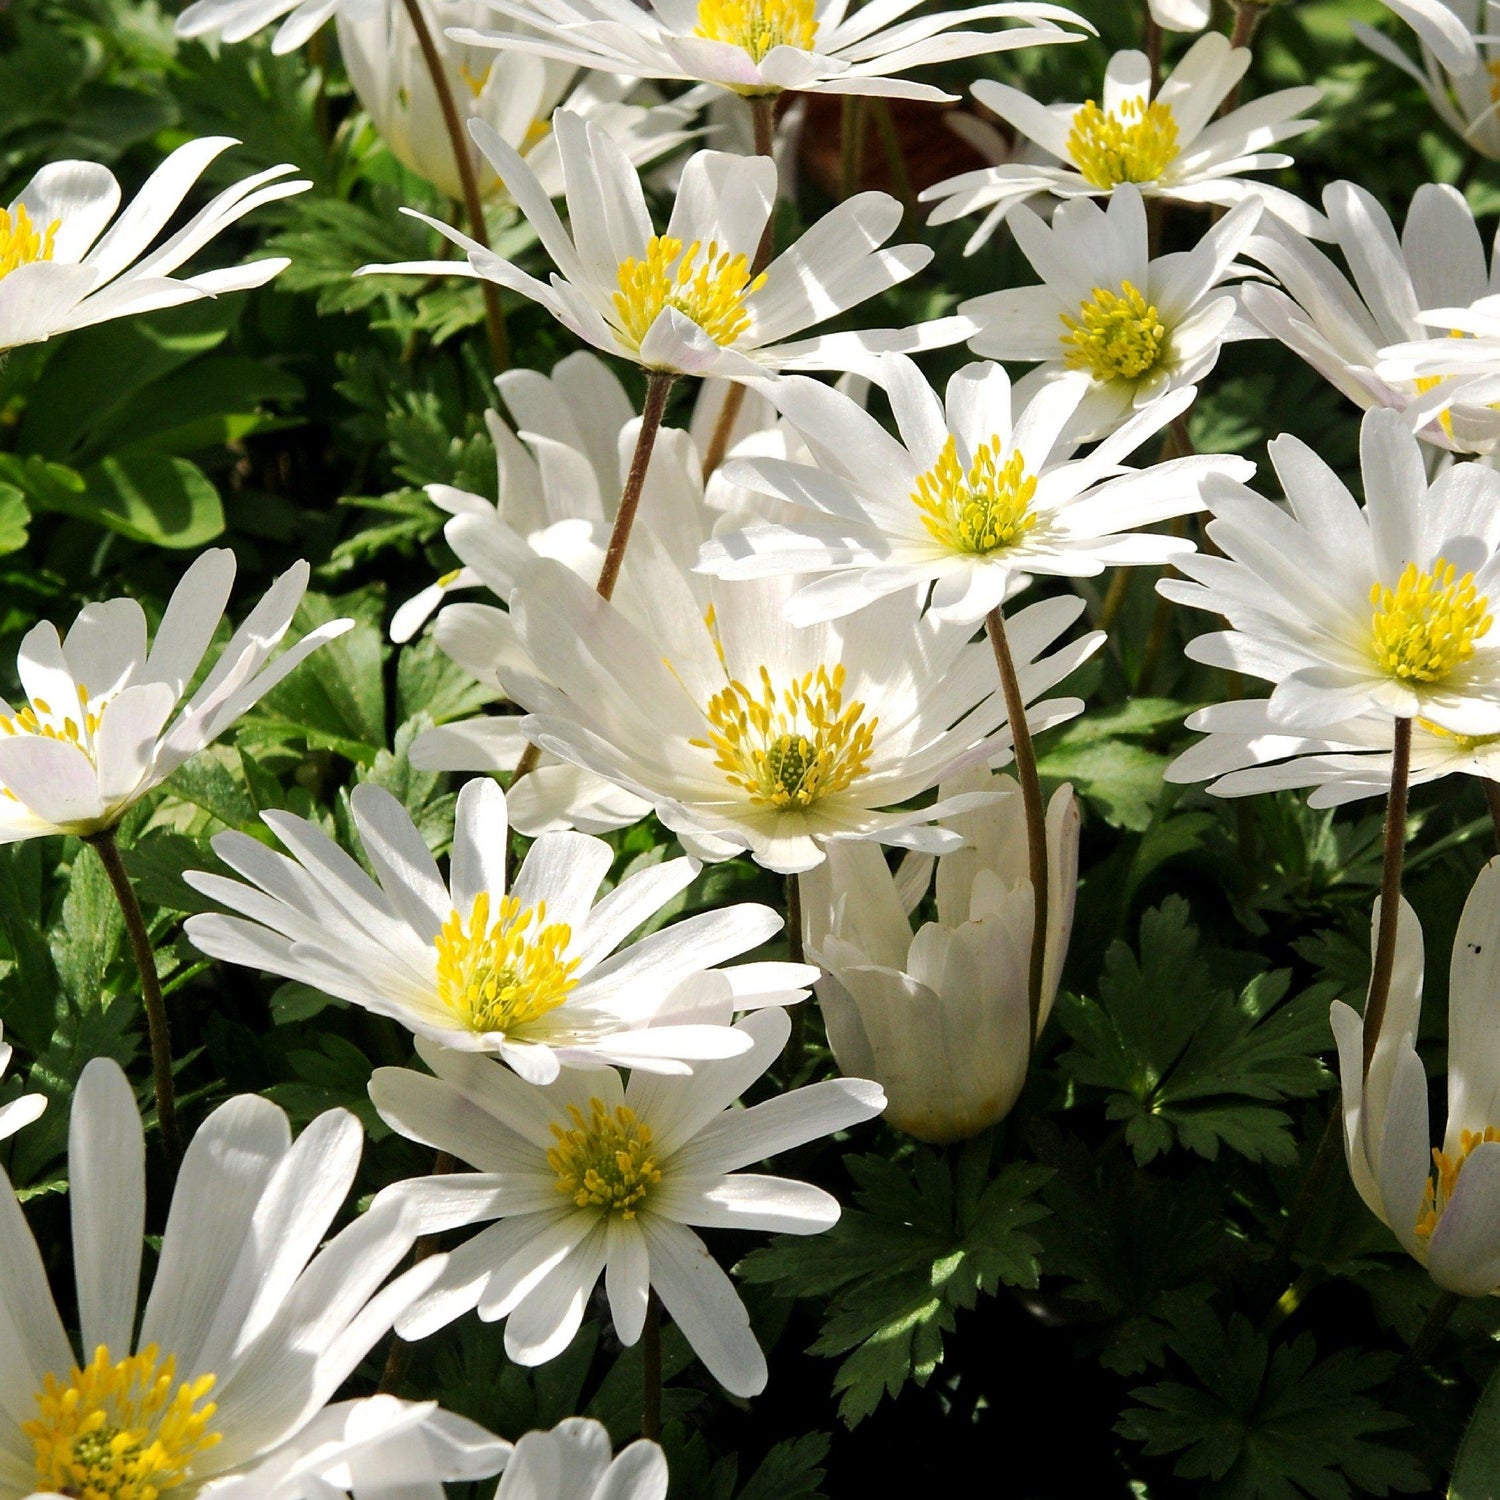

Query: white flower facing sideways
[
  {"left": 360, "top": 111, "right": 970, "bottom": 380},
  {"left": 185, "top": 777, "right": 814, "bottom": 1084},
  {"left": 0, "top": 137, "right": 307, "bottom": 354},
  {"left": 1334, "top": 859, "right": 1500, "bottom": 1297},
  {"left": 959, "top": 185, "right": 1263, "bottom": 441},
  {"left": 700, "top": 353, "right": 1253, "bottom": 625},
  {"left": 801, "top": 768, "right": 1078, "bottom": 1145},
  {"left": 176, "top": 0, "right": 373, "bottom": 51},
  {"left": 919, "top": 32, "right": 1323, "bottom": 254},
  {"left": 490, "top": 1420, "right": 665, "bottom": 1500},
  {"left": 370, "top": 1007, "right": 884, "bottom": 1394},
  {"left": 0, "top": 549, "right": 350, "bottom": 844},
  {"left": 1376, "top": 291, "right": 1500, "bottom": 430},
  {"left": 0, "top": 1058, "right": 507, "bottom": 1499},
  {"left": 0, "top": 1024, "right": 44, "bottom": 1143},
  {"left": 1162, "top": 408, "right": 1500, "bottom": 734}
]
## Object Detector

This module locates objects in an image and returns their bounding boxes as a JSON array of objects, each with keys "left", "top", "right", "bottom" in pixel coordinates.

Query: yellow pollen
[
  {"left": 1488, "top": 58, "right": 1500, "bottom": 103},
  {"left": 548, "top": 1098, "right": 662, "bottom": 1217},
  {"left": 434, "top": 891, "right": 580, "bottom": 1036},
  {"left": 613, "top": 235, "right": 765, "bottom": 354},
  {"left": 912, "top": 433, "right": 1039, "bottom": 555},
  {"left": 0, "top": 680, "right": 106, "bottom": 762},
  {"left": 27, "top": 1344, "right": 220, "bottom": 1500},
  {"left": 694, "top": 0, "right": 817, "bottom": 63},
  {"left": 692, "top": 661, "right": 877, "bottom": 809},
  {"left": 1066, "top": 96, "right": 1180, "bottom": 189},
  {"left": 0, "top": 203, "right": 59, "bottom": 283},
  {"left": 1060, "top": 280, "right": 1168, "bottom": 384},
  {"left": 1417, "top": 716, "right": 1500, "bottom": 754},
  {"left": 1370, "top": 558, "right": 1493, "bottom": 685},
  {"left": 1416, "top": 1126, "right": 1500, "bottom": 1240}
]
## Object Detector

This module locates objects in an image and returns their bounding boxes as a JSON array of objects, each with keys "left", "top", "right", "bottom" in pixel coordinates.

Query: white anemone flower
[
  {"left": 1149, "top": 0, "right": 1211, "bottom": 31},
  {"left": 0, "top": 1057, "right": 508, "bottom": 1499},
  {"left": 446, "top": 0, "right": 1090, "bottom": 105},
  {"left": 1242, "top": 180, "right": 1500, "bottom": 454},
  {"left": 959, "top": 185, "right": 1263, "bottom": 441},
  {"left": 0, "top": 1025, "right": 44, "bottom": 1144},
  {"left": 700, "top": 353, "right": 1253, "bottom": 624},
  {"left": 185, "top": 777, "right": 813, "bottom": 1083},
  {"left": 1333, "top": 859, "right": 1500, "bottom": 1297},
  {"left": 176, "top": 0, "right": 374, "bottom": 51},
  {"left": 1376, "top": 292, "right": 1500, "bottom": 430},
  {"left": 801, "top": 768, "right": 1078, "bottom": 1145},
  {"left": 369, "top": 1007, "right": 884, "bottom": 1394},
  {"left": 0, "top": 137, "right": 307, "bottom": 354},
  {"left": 919, "top": 32, "right": 1323, "bottom": 254},
  {"left": 1372, "top": 0, "right": 1491, "bottom": 71},
  {"left": 0, "top": 549, "right": 350, "bottom": 844},
  {"left": 499, "top": 532, "right": 1101, "bottom": 873},
  {"left": 1162, "top": 408, "right": 1500, "bottom": 734},
  {"left": 490, "top": 1420, "right": 665, "bottom": 1500},
  {"left": 359, "top": 111, "right": 970, "bottom": 379}
]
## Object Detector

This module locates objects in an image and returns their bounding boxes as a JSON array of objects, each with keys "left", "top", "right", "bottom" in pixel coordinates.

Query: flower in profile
[
  {"left": 0, "top": 549, "right": 349, "bottom": 843},
  {"left": 176, "top": 0, "right": 368, "bottom": 51},
  {"left": 920, "top": 32, "right": 1322, "bottom": 253},
  {"left": 491, "top": 1420, "right": 666, "bottom": 1500},
  {"left": 701, "top": 353, "right": 1252, "bottom": 624},
  {"left": 1149, "top": 0, "right": 1211, "bottom": 30},
  {"left": 370, "top": 1007, "right": 884, "bottom": 1393},
  {"left": 0, "top": 1057, "right": 508, "bottom": 1498},
  {"left": 0, "top": 137, "right": 307, "bottom": 353},
  {"left": 959, "top": 186, "right": 1262, "bottom": 440},
  {"left": 0, "top": 1024, "right": 44, "bottom": 1143},
  {"left": 1371, "top": 0, "right": 1488, "bottom": 70},
  {"left": 360, "top": 112, "right": 970, "bottom": 379},
  {"left": 447, "top": 0, "right": 1090, "bottom": 105},
  {"left": 1163, "top": 408, "right": 1500, "bottom": 734},
  {"left": 1376, "top": 291, "right": 1500, "bottom": 431},
  {"left": 186, "top": 777, "right": 811, "bottom": 1083},
  {"left": 802, "top": 768, "right": 1078, "bottom": 1145}
]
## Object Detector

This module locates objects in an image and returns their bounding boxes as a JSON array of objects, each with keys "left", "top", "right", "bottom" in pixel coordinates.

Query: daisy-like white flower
[
  {"left": 1334, "top": 860, "right": 1500, "bottom": 1297},
  {"left": 0, "top": 137, "right": 307, "bottom": 354},
  {"left": 185, "top": 777, "right": 812, "bottom": 1083},
  {"left": 447, "top": 0, "right": 1090, "bottom": 105},
  {"left": 699, "top": 353, "right": 1253, "bottom": 624},
  {"left": 490, "top": 1420, "right": 666, "bottom": 1500},
  {"left": 959, "top": 185, "right": 1263, "bottom": 440},
  {"left": 1376, "top": 292, "right": 1500, "bottom": 428},
  {"left": 1372, "top": 0, "right": 1490, "bottom": 71},
  {"left": 0, "top": 1057, "right": 508, "bottom": 1498},
  {"left": 0, "top": 549, "right": 350, "bottom": 844},
  {"left": 360, "top": 111, "right": 970, "bottom": 379},
  {"left": 1162, "top": 407, "right": 1500, "bottom": 734},
  {"left": 1242, "top": 180, "right": 1500, "bottom": 453},
  {"left": 0, "top": 1025, "right": 44, "bottom": 1143},
  {"left": 369, "top": 1007, "right": 884, "bottom": 1393},
  {"left": 919, "top": 32, "right": 1323, "bottom": 253},
  {"left": 1149, "top": 0, "right": 1211, "bottom": 31},
  {"left": 176, "top": 0, "right": 372, "bottom": 51},
  {"left": 501, "top": 533, "right": 1100, "bottom": 873}
]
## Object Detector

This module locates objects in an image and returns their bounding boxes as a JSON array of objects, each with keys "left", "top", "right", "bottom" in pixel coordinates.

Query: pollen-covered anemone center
[
  {"left": 694, "top": 0, "right": 818, "bottom": 63},
  {"left": 613, "top": 235, "right": 766, "bottom": 354},
  {"left": 1066, "top": 97, "right": 1180, "bottom": 189},
  {"left": 0, "top": 203, "right": 59, "bottom": 283},
  {"left": 912, "top": 433, "right": 1039, "bottom": 555},
  {"left": 0, "top": 682, "right": 109, "bottom": 765},
  {"left": 548, "top": 1098, "right": 662, "bottom": 1217},
  {"left": 1060, "top": 281, "right": 1168, "bottom": 383},
  {"left": 434, "top": 891, "right": 581, "bottom": 1036},
  {"left": 27, "top": 1343, "right": 221, "bottom": 1500},
  {"left": 1416, "top": 1126, "right": 1500, "bottom": 1240},
  {"left": 1370, "top": 558, "right": 1493, "bottom": 685},
  {"left": 694, "top": 661, "right": 878, "bottom": 809}
]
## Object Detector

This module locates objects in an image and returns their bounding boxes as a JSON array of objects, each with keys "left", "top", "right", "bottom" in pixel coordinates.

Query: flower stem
[
  {"left": 870, "top": 99, "right": 915, "bottom": 228},
  {"left": 1362, "top": 717, "right": 1412, "bottom": 1075},
  {"left": 378, "top": 1147, "right": 456, "bottom": 1394},
  {"left": 642, "top": 1290, "right": 663, "bottom": 1440},
  {"left": 1219, "top": 1, "right": 1266, "bottom": 116},
  {"left": 840, "top": 95, "right": 868, "bottom": 198},
  {"left": 1143, "top": 6, "right": 1162, "bottom": 92},
  {"left": 1400, "top": 1289, "right": 1462, "bottom": 1373},
  {"left": 1267, "top": 1108, "right": 1342, "bottom": 1279},
  {"left": 596, "top": 371, "right": 676, "bottom": 602},
  {"left": 398, "top": 0, "right": 510, "bottom": 371},
  {"left": 985, "top": 607, "right": 1049, "bottom": 1042},
  {"left": 783, "top": 872, "right": 806, "bottom": 1079},
  {"left": 86, "top": 827, "right": 181, "bottom": 1164}
]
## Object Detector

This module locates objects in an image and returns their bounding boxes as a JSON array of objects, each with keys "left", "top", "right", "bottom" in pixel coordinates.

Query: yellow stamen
[
  {"left": 694, "top": 0, "right": 817, "bottom": 62},
  {"left": 0, "top": 680, "right": 105, "bottom": 762},
  {"left": 1417, "top": 717, "right": 1500, "bottom": 754},
  {"left": 613, "top": 235, "right": 765, "bottom": 353},
  {"left": 459, "top": 62, "right": 492, "bottom": 98},
  {"left": 1370, "top": 559, "right": 1493, "bottom": 685},
  {"left": 1488, "top": 57, "right": 1500, "bottom": 103},
  {"left": 1066, "top": 97, "right": 1180, "bottom": 189},
  {"left": 1416, "top": 1126, "right": 1500, "bottom": 1240},
  {"left": 548, "top": 1098, "right": 661, "bottom": 1217},
  {"left": 0, "top": 203, "right": 59, "bottom": 283},
  {"left": 912, "top": 433, "right": 1039, "bottom": 555},
  {"left": 1060, "top": 280, "right": 1168, "bottom": 383}
]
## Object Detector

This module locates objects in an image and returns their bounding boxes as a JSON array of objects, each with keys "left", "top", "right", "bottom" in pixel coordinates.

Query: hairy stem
[
  {"left": 1219, "top": 1, "right": 1267, "bottom": 117},
  {"left": 596, "top": 371, "right": 676, "bottom": 601},
  {"left": 1362, "top": 717, "right": 1412, "bottom": 1075},
  {"left": 783, "top": 872, "right": 806, "bottom": 1078}
]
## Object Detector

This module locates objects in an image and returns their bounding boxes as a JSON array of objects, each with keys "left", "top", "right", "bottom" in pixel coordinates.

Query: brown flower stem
[
  {"left": 642, "top": 1291, "right": 663, "bottom": 1440},
  {"left": 1399, "top": 1289, "right": 1462, "bottom": 1373},
  {"left": 399, "top": 0, "right": 510, "bottom": 371},
  {"left": 86, "top": 827, "right": 181, "bottom": 1164},
  {"left": 1143, "top": 9, "right": 1163, "bottom": 92},
  {"left": 378, "top": 1147, "right": 456, "bottom": 1393},
  {"left": 839, "top": 95, "right": 868, "bottom": 198},
  {"left": 1363, "top": 717, "right": 1412, "bottom": 1075},
  {"left": 1219, "top": 1, "right": 1267, "bottom": 117},
  {"left": 985, "top": 607, "right": 1049, "bottom": 1042},
  {"left": 596, "top": 372, "right": 676, "bottom": 601},
  {"left": 1484, "top": 778, "right": 1500, "bottom": 853}
]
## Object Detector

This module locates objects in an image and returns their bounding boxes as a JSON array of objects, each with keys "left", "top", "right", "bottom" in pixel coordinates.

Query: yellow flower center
[
  {"left": 1417, "top": 717, "right": 1500, "bottom": 754},
  {"left": 1370, "top": 559, "right": 1493, "bottom": 685},
  {"left": 1416, "top": 1126, "right": 1500, "bottom": 1240},
  {"left": 694, "top": 0, "right": 818, "bottom": 63},
  {"left": 911, "top": 433, "right": 1039, "bottom": 556},
  {"left": 548, "top": 1098, "right": 662, "bottom": 1217},
  {"left": 0, "top": 682, "right": 107, "bottom": 762},
  {"left": 1066, "top": 97, "right": 1180, "bottom": 189},
  {"left": 613, "top": 235, "right": 766, "bottom": 354},
  {"left": 1060, "top": 281, "right": 1168, "bottom": 383},
  {"left": 434, "top": 891, "right": 580, "bottom": 1036},
  {"left": 693, "top": 661, "right": 877, "bottom": 809},
  {"left": 0, "top": 203, "right": 59, "bottom": 283},
  {"left": 26, "top": 1344, "right": 220, "bottom": 1500},
  {"left": 1488, "top": 57, "right": 1500, "bottom": 103}
]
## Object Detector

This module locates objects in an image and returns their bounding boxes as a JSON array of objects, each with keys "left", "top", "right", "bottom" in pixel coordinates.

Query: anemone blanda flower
[
  {"left": 446, "top": 0, "right": 1090, "bottom": 105},
  {"left": 1161, "top": 407, "right": 1500, "bottom": 734},
  {"left": 1149, "top": 0, "right": 1211, "bottom": 30},
  {"left": 359, "top": 111, "right": 970, "bottom": 380},
  {"left": 1375, "top": 290, "right": 1500, "bottom": 427},
  {"left": 0, "top": 1025, "right": 44, "bottom": 1144},
  {"left": 1372, "top": 0, "right": 1491, "bottom": 71},
  {"left": 185, "top": 777, "right": 812, "bottom": 1083},
  {"left": 490, "top": 1420, "right": 666, "bottom": 1500},
  {"left": 919, "top": 32, "right": 1323, "bottom": 253},
  {"left": 0, "top": 137, "right": 306, "bottom": 353},
  {"left": 699, "top": 353, "right": 1252, "bottom": 624},
  {"left": 0, "top": 1058, "right": 507, "bottom": 1499},
  {"left": 0, "top": 549, "right": 349, "bottom": 844},
  {"left": 958, "top": 185, "right": 1263, "bottom": 441},
  {"left": 369, "top": 1007, "right": 883, "bottom": 1394},
  {"left": 176, "top": 0, "right": 372, "bottom": 51}
]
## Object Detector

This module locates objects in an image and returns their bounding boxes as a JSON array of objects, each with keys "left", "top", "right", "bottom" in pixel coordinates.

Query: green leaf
[
  {"left": 18, "top": 452, "right": 227, "bottom": 549},
  {"left": 0, "top": 483, "right": 30, "bottom": 555},
  {"left": 1451, "top": 1359, "right": 1500, "bottom": 1500},
  {"left": 737, "top": 1435, "right": 831, "bottom": 1500}
]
